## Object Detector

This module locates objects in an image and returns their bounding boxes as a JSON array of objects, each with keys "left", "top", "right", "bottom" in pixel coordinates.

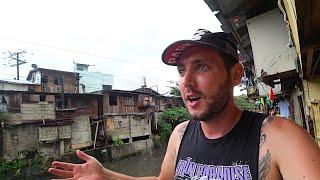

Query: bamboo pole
[{"left": 93, "top": 121, "right": 99, "bottom": 149}]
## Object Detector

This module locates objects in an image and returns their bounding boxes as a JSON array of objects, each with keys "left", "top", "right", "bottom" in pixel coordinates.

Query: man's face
[{"left": 177, "top": 46, "right": 233, "bottom": 121}]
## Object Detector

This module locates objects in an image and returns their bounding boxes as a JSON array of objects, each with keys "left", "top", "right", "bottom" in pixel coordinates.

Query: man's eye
[
  {"left": 177, "top": 68, "right": 185, "bottom": 75},
  {"left": 198, "top": 64, "right": 208, "bottom": 72}
]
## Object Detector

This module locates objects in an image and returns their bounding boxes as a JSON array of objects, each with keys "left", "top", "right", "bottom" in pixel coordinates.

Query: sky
[{"left": 0, "top": 0, "right": 245, "bottom": 96}]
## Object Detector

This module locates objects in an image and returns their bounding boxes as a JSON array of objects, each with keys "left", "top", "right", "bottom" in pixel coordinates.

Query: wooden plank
[
  {"left": 283, "top": 0, "right": 301, "bottom": 59},
  {"left": 306, "top": 48, "right": 313, "bottom": 78},
  {"left": 311, "top": 101, "right": 320, "bottom": 146},
  {"left": 93, "top": 121, "right": 99, "bottom": 149}
]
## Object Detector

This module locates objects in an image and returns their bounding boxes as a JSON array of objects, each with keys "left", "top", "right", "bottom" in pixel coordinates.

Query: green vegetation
[
  {"left": 158, "top": 107, "right": 189, "bottom": 143},
  {"left": 112, "top": 136, "right": 124, "bottom": 147},
  {"left": 152, "top": 135, "right": 162, "bottom": 149},
  {"left": 0, "top": 150, "right": 53, "bottom": 179},
  {"left": 235, "top": 95, "right": 257, "bottom": 111},
  {"left": 168, "top": 82, "right": 181, "bottom": 97}
]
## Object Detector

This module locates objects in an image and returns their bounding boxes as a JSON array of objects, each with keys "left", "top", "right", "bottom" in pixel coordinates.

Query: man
[
  {"left": 49, "top": 30, "right": 320, "bottom": 180},
  {"left": 278, "top": 96, "right": 291, "bottom": 118}
]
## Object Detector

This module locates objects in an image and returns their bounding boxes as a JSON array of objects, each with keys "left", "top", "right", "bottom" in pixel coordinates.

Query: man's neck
[{"left": 200, "top": 101, "right": 242, "bottom": 139}]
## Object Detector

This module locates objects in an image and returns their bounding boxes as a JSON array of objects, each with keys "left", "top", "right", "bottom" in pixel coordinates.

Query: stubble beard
[{"left": 189, "top": 76, "right": 232, "bottom": 122}]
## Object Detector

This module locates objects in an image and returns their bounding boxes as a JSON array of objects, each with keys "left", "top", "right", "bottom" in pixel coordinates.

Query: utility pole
[{"left": 6, "top": 50, "right": 27, "bottom": 80}]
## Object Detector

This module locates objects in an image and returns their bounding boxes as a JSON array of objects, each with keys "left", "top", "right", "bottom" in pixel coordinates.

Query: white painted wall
[
  {"left": 0, "top": 82, "right": 28, "bottom": 91},
  {"left": 247, "top": 9, "right": 297, "bottom": 78}
]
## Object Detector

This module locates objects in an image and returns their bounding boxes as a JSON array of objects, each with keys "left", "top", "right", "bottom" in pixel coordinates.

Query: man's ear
[{"left": 231, "top": 62, "right": 244, "bottom": 86}]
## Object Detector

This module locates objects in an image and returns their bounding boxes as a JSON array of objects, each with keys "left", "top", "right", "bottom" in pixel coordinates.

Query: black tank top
[{"left": 175, "top": 110, "right": 267, "bottom": 180}]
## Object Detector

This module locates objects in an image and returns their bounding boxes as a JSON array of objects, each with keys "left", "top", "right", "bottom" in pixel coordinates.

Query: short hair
[{"left": 218, "top": 51, "right": 238, "bottom": 72}]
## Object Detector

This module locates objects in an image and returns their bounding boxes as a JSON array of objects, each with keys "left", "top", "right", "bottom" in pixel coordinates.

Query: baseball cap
[{"left": 161, "top": 29, "right": 239, "bottom": 66}]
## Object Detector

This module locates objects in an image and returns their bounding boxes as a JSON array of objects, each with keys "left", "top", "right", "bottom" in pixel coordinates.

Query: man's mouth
[{"left": 187, "top": 95, "right": 202, "bottom": 103}]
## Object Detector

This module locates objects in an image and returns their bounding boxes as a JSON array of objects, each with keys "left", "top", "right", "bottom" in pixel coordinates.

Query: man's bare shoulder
[
  {"left": 172, "top": 121, "right": 189, "bottom": 140},
  {"left": 261, "top": 116, "right": 317, "bottom": 149},
  {"left": 260, "top": 116, "right": 320, "bottom": 179},
  {"left": 262, "top": 116, "right": 310, "bottom": 137}
]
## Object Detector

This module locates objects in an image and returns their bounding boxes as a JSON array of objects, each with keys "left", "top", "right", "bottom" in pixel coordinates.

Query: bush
[
  {"left": 158, "top": 107, "right": 189, "bottom": 143},
  {"left": 152, "top": 135, "right": 162, "bottom": 149},
  {"left": 0, "top": 150, "right": 52, "bottom": 179},
  {"left": 235, "top": 95, "right": 257, "bottom": 111},
  {"left": 112, "top": 136, "right": 124, "bottom": 147}
]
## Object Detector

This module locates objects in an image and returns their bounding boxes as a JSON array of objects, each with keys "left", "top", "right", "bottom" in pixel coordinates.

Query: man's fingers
[
  {"left": 48, "top": 168, "right": 74, "bottom": 178},
  {"left": 76, "top": 150, "right": 91, "bottom": 162},
  {"left": 52, "top": 161, "right": 75, "bottom": 171}
]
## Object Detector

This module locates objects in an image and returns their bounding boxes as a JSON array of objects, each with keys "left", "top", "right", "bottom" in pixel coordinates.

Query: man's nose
[{"left": 181, "top": 70, "right": 196, "bottom": 88}]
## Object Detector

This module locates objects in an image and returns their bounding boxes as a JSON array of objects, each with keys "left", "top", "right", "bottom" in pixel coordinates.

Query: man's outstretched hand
[{"left": 48, "top": 150, "right": 107, "bottom": 180}]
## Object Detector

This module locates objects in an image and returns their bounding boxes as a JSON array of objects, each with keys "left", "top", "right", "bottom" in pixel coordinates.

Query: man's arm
[
  {"left": 158, "top": 121, "right": 189, "bottom": 179},
  {"left": 259, "top": 116, "right": 320, "bottom": 179}
]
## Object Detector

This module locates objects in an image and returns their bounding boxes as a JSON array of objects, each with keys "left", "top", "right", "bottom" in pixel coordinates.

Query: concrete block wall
[
  {"left": 21, "top": 102, "right": 55, "bottom": 120},
  {"left": 2, "top": 124, "right": 39, "bottom": 159},
  {"left": 39, "top": 142, "right": 59, "bottom": 157},
  {"left": 130, "top": 115, "right": 151, "bottom": 137},
  {"left": 59, "top": 125, "right": 72, "bottom": 139},
  {"left": 105, "top": 114, "right": 151, "bottom": 141},
  {"left": 107, "top": 127, "right": 131, "bottom": 139},
  {"left": 6, "top": 113, "right": 23, "bottom": 124},
  {"left": 110, "top": 139, "right": 153, "bottom": 160},
  {"left": 71, "top": 116, "right": 92, "bottom": 149},
  {"left": 39, "top": 126, "right": 58, "bottom": 141}
]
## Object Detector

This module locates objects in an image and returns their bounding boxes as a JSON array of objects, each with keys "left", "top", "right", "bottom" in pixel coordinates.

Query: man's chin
[{"left": 190, "top": 113, "right": 209, "bottom": 122}]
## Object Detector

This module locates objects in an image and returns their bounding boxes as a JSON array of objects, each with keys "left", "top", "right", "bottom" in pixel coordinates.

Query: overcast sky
[{"left": 0, "top": 0, "right": 244, "bottom": 95}]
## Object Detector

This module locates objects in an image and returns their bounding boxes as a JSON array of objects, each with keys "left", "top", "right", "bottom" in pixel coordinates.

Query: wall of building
[
  {"left": 290, "top": 87, "right": 304, "bottom": 127},
  {"left": 78, "top": 71, "right": 114, "bottom": 93},
  {"left": 38, "top": 125, "right": 72, "bottom": 156},
  {"left": 247, "top": 9, "right": 297, "bottom": 78},
  {"left": 110, "top": 139, "right": 153, "bottom": 160},
  {"left": 21, "top": 102, "right": 55, "bottom": 120},
  {"left": 103, "top": 95, "right": 109, "bottom": 115},
  {"left": 37, "top": 70, "right": 79, "bottom": 93},
  {"left": 0, "top": 82, "right": 29, "bottom": 91},
  {"left": 303, "top": 79, "right": 320, "bottom": 108},
  {"left": 71, "top": 116, "right": 92, "bottom": 149},
  {"left": 6, "top": 101, "right": 55, "bottom": 124},
  {"left": 69, "top": 95, "right": 99, "bottom": 117},
  {"left": 105, "top": 114, "right": 151, "bottom": 141},
  {"left": 108, "top": 94, "right": 139, "bottom": 113},
  {"left": 2, "top": 124, "right": 39, "bottom": 160}
]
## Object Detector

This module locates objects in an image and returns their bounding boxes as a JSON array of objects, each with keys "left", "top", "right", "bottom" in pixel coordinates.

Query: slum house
[
  {"left": 98, "top": 86, "right": 173, "bottom": 159},
  {"left": 100, "top": 87, "right": 169, "bottom": 145},
  {"left": 0, "top": 90, "right": 104, "bottom": 159},
  {"left": 27, "top": 67, "right": 80, "bottom": 94},
  {"left": 204, "top": 0, "right": 320, "bottom": 141},
  {"left": 0, "top": 80, "right": 61, "bottom": 159},
  {"left": 0, "top": 66, "right": 105, "bottom": 160},
  {"left": 62, "top": 93, "right": 104, "bottom": 149},
  {"left": 134, "top": 87, "right": 181, "bottom": 132},
  {"left": 27, "top": 67, "right": 105, "bottom": 149}
]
